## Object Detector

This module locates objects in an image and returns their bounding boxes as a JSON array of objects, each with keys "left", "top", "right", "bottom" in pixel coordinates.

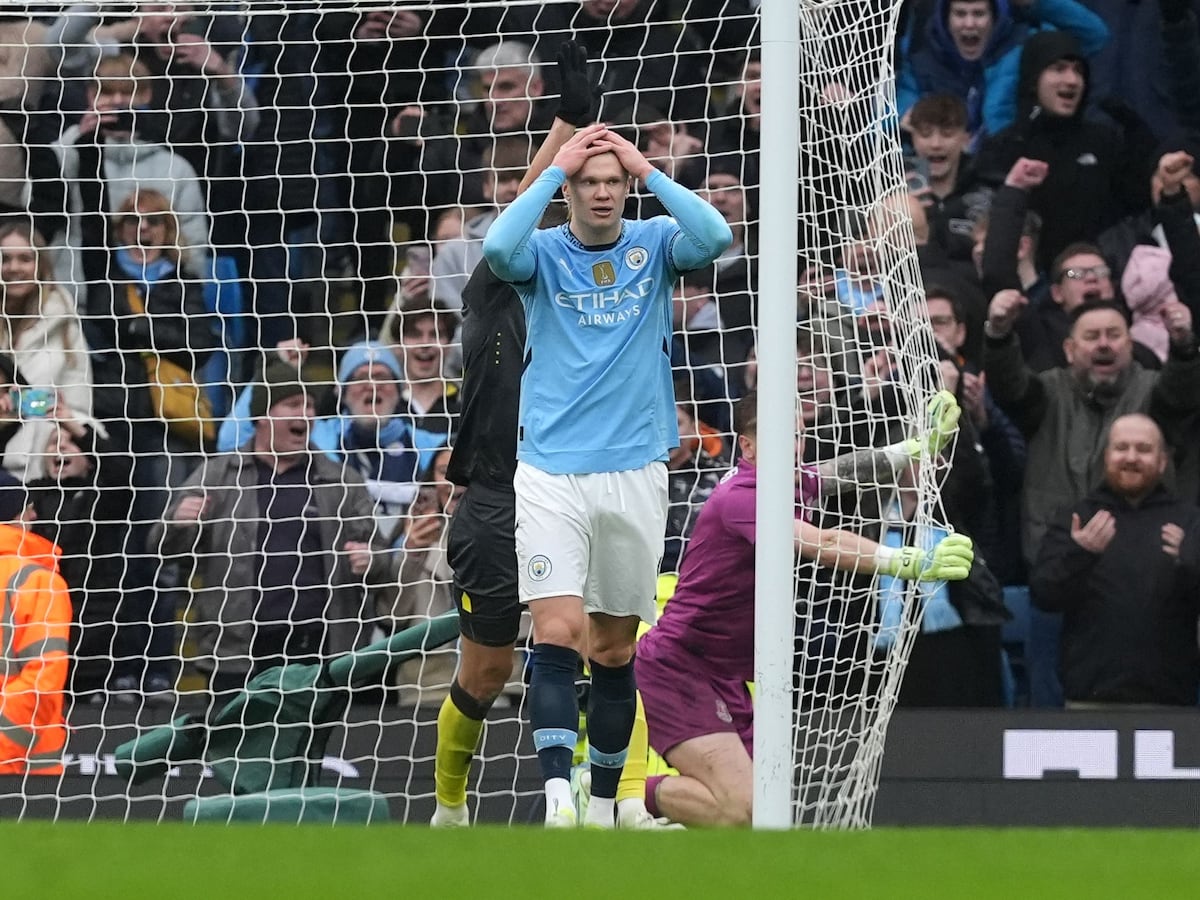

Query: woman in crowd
[
  {"left": 86, "top": 188, "right": 216, "bottom": 485},
  {"left": 0, "top": 221, "right": 92, "bottom": 481},
  {"left": 82, "top": 189, "right": 217, "bottom": 701}
]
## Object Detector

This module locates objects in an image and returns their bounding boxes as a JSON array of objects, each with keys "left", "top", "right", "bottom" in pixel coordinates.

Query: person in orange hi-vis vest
[{"left": 0, "top": 468, "right": 71, "bottom": 775}]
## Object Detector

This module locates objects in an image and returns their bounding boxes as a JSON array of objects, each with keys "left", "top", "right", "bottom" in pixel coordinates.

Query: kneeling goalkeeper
[{"left": 636, "top": 390, "right": 974, "bottom": 827}]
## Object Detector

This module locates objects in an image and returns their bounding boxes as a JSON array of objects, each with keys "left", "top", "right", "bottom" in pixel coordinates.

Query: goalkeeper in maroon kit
[{"left": 637, "top": 391, "right": 974, "bottom": 826}]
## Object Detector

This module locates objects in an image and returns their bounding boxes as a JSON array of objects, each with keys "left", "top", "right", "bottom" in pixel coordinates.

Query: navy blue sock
[
  {"left": 586, "top": 657, "right": 636, "bottom": 800},
  {"left": 529, "top": 643, "right": 581, "bottom": 783}
]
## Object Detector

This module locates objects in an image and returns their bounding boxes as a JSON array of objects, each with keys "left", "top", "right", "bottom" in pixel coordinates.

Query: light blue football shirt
[{"left": 483, "top": 166, "right": 732, "bottom": 474}]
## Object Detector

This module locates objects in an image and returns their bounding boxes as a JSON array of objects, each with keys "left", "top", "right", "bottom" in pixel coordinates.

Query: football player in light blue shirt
[{"left": 483, "top": 123, "right": 732, "bottom": 827}]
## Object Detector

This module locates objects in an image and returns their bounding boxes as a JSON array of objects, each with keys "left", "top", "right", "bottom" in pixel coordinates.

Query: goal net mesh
[
  {"left": 0, "top": 0, "right": 949, "bottom": 828},
  {"left": 791, "top": 0, "right": 949, "bottom": 828}
]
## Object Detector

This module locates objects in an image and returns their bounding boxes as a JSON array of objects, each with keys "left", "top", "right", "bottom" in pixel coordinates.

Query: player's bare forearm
[
  {"left": 816, "top": 449, "right": 899, "bottom": 497},
  {"left": 794, "top": 519, "right": 881, "bottom": 573}
]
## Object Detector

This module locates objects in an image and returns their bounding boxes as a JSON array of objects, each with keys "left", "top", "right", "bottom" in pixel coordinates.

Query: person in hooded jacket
[
  {"left": 309, "top": 341, "right": 441, "bottom": 542},
  {"left": 897, "top": 0, "right": 1108, "bottom": 145},
  {"left": 975, "top": 29, "right": 1158, "bottom": 271}
]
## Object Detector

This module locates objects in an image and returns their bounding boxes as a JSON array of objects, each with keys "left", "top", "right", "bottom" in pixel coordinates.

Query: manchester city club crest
[
  {"left": 528, "top": 555, "right": 552, "bottom": 581},
  {"left": 625, "top": 247, "right": 648, "bottom": 270},
  {"left": 592, "top": 261, "right": 617, "bottom": 286}
]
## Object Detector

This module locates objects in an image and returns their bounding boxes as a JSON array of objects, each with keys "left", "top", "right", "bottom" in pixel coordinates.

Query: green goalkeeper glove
[
  {"left": 901, "top": 390, "right": 961, "bottom": 460},
  {"left": 880, "top": 533, "right": 974, "bottom": 582}
]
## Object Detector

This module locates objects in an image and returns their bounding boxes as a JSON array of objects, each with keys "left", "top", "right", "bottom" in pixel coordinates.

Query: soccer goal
[{"left": 0, "top": 0, "right": 949, "bottom": 828}]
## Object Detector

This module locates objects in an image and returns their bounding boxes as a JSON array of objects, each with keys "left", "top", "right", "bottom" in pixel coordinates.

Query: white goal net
[
  {"left": 0, "top": 0, "right": 950, "bottom": 828},
  {"left": 785, "top": 0, "right": 951, "bottom": 828}
]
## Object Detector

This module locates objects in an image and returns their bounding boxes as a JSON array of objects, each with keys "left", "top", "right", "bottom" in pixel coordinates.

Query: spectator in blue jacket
[
  {"left": 897, "top": 0, "right": 1108, "bottom": 147},
  {"left": 309, "top": 341, "right": 442, "bottom": 541}
]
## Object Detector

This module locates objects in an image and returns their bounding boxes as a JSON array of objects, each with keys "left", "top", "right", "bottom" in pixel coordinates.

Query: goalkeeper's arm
[
  {"left": 817, "top": 389, "right": 961, "bottom": 497},
  {"left": 795, "top": 521, "right": 974, "bottom": 582}
]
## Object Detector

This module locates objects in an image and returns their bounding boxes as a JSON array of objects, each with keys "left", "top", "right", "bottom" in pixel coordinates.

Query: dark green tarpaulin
[{"left": 115, "top": 613, "right": 460, "bottom": 806}]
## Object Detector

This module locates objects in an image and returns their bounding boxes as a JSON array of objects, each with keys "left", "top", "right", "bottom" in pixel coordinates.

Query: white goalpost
[{"left": 0, "top": 0, "right": 950, "bottom": 828}]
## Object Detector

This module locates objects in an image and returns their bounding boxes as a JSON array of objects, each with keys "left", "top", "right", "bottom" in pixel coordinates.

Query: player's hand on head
[
  {"left": 551, "top": 123, "right": 609, "bottom": 176},
  {"left": 590, "top": 128, "right": 655, "bottom": 182}
]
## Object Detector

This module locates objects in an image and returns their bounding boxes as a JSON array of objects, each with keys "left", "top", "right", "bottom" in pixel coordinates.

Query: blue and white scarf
[{"left": 875, "top": 509, "right": 962, "bottom": 652}]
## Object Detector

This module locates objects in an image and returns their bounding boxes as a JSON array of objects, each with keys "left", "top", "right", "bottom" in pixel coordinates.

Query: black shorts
[{"left": 447, "top": 482, "right": 521, "bottom": 648}]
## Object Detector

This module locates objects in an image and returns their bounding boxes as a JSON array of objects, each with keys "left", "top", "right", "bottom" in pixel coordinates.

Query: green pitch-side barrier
[{"left": 114, "top": 612, "right": 461, "bottom": 824}]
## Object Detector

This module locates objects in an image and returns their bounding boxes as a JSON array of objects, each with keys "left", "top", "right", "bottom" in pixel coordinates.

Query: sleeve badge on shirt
[
  {"left": 625, "top": 247, "right": 648, "bottom": 270},
  {"left": 592, "top": 261, "right": 617, "bottom": 286}
]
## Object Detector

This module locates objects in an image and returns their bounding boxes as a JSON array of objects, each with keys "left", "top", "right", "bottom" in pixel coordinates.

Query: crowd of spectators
[{"left": 0, "top": 0, "right": 1197, "bottom": 714}]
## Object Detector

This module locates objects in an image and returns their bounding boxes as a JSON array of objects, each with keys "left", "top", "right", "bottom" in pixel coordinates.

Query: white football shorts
[{"left": 513, "top": 460, "right": 668, "bottom": 623}]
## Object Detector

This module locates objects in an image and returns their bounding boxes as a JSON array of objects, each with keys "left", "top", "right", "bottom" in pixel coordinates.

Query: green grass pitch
[{"left": 6, "top": 824, "right": 1199, "bottom": 898}]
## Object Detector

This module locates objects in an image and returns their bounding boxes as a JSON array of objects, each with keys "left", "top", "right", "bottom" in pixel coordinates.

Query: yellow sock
[
  {"left": 617, "top": 692, "right": 649, "bottom": 804},
  {"left": 434, "top": 692, "right": 485, "bottom": 807}
]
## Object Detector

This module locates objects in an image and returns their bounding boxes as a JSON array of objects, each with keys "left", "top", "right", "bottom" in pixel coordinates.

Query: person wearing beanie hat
[
  {"left": 307, "top": 340, "right": 441, "bottom": 540},
  {"left": 215, "top": 339, "right": 314, "bottom": 453},
  {"left": 335, "top": 339, "right": 404, "bottom": 386},
  {"left": 249, "top": 359, "right": 312, "bottom": 421},
  {"left": 153, "top": 353, "right": 403, "bottom": 696}
]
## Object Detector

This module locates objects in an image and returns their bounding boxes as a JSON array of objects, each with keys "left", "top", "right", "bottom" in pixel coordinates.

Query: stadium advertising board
[{"left": 4, "top": 708, "right": 1198, "bottom": 825}]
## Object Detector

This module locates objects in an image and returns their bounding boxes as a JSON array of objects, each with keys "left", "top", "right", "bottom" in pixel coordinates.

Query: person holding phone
[{"left": 0, "top": 221, "right": 92, "bottom": 483}]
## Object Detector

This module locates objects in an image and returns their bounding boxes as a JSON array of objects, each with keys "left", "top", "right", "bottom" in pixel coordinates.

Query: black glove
[{"left": 555, "top": 40, "right": 602, "bottom": 127}]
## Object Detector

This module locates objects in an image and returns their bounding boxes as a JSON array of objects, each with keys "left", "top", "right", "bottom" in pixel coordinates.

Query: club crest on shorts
[
  {"left": 528, "top": 555, "right": 553, "bottom": 581},
  {"left": 625, "top": 247, "right": 648, "bottom": 271},
  {"left": 715, "top": 699, "right": 733, "bottom": 724},
  {"left": 592, "top": 261, "right": 617, "bottom": 286}
]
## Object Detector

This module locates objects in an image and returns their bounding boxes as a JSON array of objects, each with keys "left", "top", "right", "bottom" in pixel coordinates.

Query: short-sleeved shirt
[{"left": 643, "top": 460, "right": 820, "bottom": 683}]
